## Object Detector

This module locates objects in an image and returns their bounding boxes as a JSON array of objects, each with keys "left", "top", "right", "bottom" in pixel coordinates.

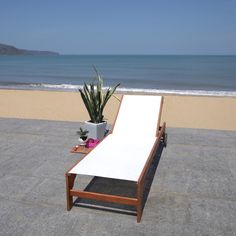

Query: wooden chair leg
[
  {"left": 136, "top": 182, "right": 143, "bottom": 223},
  {"left": 65, "top": 173, "right": 76, "bottom": 210}
]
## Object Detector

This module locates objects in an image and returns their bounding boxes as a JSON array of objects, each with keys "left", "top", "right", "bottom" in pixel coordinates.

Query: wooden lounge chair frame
[{"left": 65, "top": 95, "right": 166, "bottom": 222}]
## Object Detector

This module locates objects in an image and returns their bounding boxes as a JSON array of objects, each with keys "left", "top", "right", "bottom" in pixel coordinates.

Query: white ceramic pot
[
  {"left": 78, "top": 137, "right": 87, "bottom": 146},
  {"left": 84, "top": 121, "right": 107, "bottom": 141}
]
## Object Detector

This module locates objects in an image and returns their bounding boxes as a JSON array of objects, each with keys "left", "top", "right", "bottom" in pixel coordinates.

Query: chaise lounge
[{"left": 65, "top": 95, "right": 167, "bottom": 222}]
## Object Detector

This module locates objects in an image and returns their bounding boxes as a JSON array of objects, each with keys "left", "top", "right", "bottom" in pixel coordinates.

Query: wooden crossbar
[{"left": 70, "top": 190, "right": 138, "bottom": 206}]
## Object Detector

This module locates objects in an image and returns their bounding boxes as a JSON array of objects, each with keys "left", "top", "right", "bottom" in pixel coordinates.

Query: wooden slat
[
  {"left": 136, "top": 182, "right": 143, "bottom": 223},
  {"left": 110, "top": 95, "right": 123, "bottom": 134},
  {"left": 155, "top": 96, "right": 164, "bottom": 137},
  {"left": 138, "top": 122, "right": 166, "bottom": 184},
  {"left": 66, "top": 173, "right": 76, "bottom": 210},
  {"left": 70, "top": 189, "right": 138, "bottom": 206}
]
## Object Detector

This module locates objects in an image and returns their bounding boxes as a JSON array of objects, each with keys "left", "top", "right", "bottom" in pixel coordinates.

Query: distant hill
[{"left": 0, "top": 43, "right": 59, "bottom": 55}]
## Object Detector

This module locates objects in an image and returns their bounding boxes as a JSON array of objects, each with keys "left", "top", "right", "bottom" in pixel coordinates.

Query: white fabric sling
[{"left": 69, "top": 95, "right": 162, "bottom": 182}]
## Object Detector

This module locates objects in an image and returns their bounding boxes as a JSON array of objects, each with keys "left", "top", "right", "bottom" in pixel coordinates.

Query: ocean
[{"left": 0, "top": 55, "right": 236, "bottom": 96}]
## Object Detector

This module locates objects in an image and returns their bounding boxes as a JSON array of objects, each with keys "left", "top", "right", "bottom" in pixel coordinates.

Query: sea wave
[
  {"left": 1, "top": 82, "right": 236, "bottom": 97},
  {"left": 117, "top": 87, "right": 236, "bottom": 97},
  {"left": 38, "top": 83, "right": 236, "bottom": 97}
]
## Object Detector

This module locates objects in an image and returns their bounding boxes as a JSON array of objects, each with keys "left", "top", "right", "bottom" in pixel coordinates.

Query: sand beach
[{"left": 0, "top": 89, "right": 236, "bottom": 131}]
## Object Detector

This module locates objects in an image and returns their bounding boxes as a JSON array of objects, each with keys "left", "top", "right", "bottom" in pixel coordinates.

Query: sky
[{"left": 0, "top": 0, "right": 236, "bottom": 55}]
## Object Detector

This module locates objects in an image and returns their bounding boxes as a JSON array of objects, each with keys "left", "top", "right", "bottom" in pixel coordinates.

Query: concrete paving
[{"left": 0, "top": 117, "right": 236, "bottom": 236}]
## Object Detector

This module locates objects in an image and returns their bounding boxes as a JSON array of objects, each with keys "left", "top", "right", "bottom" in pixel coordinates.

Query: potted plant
[
  {"left": 79, "top": 67, "right": 120, "bottom": 140},
  {"left": 77, "top": 127, "right": 89, "bottom": 145}
]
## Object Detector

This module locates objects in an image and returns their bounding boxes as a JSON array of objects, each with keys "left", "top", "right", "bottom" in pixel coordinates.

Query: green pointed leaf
[{"left": 79, "top": 67, "right": 120, "bottom": 124}]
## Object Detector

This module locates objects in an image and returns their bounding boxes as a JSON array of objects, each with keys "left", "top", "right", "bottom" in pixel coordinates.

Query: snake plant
[{"left": 79, "top": 68, "right": 120, "bottom": 123}]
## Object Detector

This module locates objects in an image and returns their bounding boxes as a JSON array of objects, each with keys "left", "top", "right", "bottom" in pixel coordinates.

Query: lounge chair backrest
[{"left": 112, "top": 95, "right": 163, "bottom": 138}]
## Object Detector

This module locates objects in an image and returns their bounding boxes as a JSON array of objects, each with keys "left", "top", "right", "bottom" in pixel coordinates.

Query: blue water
[{"left": 0, "top": 55, "right": 236, "bottom": 96}]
